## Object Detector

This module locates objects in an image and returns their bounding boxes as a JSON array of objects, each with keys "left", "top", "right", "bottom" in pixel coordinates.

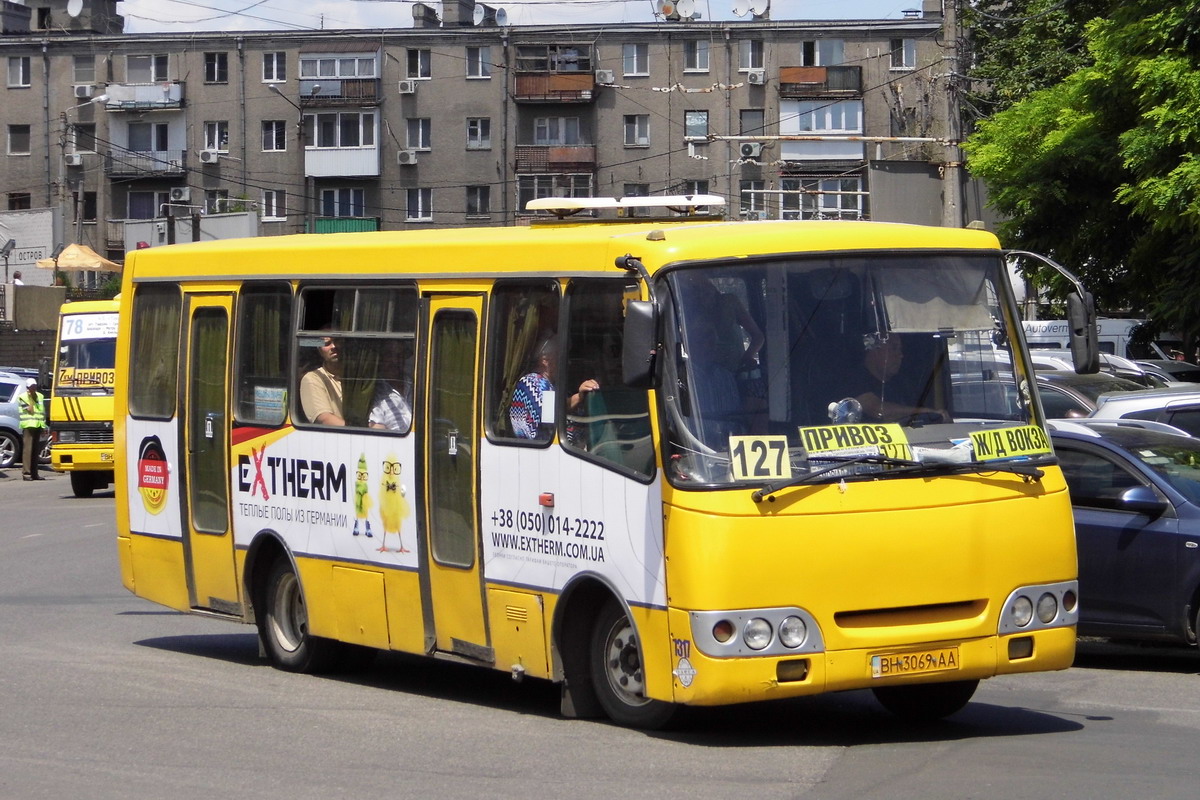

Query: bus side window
[
  {"left": 234, "top": 282, "right": 293, "bottom": 427},
  {"left": 486, "top": 280, "right": 560, "bottom": 442},
  {"left": 563, "top": 279, "right": 654, "bottom": 477}
]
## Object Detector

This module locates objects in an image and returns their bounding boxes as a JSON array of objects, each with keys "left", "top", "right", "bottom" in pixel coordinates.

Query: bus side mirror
[
  {"left": 37, "top": 356, "right": 51, "bottom": 391},
  {"left": 1067, "top": 291, "right": 1100, "bottom": 374},
  {"left": 622, "top": 300, "right": 658, "bottom": 389}
]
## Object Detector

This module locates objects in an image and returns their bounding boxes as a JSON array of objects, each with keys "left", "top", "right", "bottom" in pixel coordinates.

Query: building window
[
  {"left": 262, "top": 189, "right": 287, "bottom": 220},
  {"left": 204, "top": 52, "right": 229, "bottom": 83},
  {"left": 407, "top": 48, "right": 431, "bottom": 79},
  {"left": 304, "top": 112, "right": 376, "bottom": 148},
  {"left": 801, "top": 39, "right": 844, "bottom": 66},
  {"left": 7, "top": 56, "right": 31, "bottom": 87},
  {"left": 739, "top": 40, "right": 763, "bottom": 71},
  {"left": 623, "top": 183, "right": 649, "bottom": 198},
  {"left": 7, "top": 192, "right": 32, "bottom": 210},
  {"left": 890, "top": 38, "right": 917, "bottom": 70},
  {"left": 127, "top": 54, "right": 169, "bottom": 83},
  {"left": 72, "top": 123, "right": 97, "bottom": 153},
  {"left": 519, "top": 174, "right": 592, "bottom": 211},
  {"left": 534, "top": 117, "right": 581, "bottom": 145},
  {"left": 128, "top": 122, "right": 169, "bottom": 152},
  {"left": 515, "top": 44, "right": 591, "bottom": 73},
  {"left": 204, "top": 121, "right": 230, "bottom": 152},
  {"left": 740, "top": 109, "right": 765, "bottom": 136},
  {"left": 740, "top": 179, "right": 765, "bottom": 216},
  {"left": 406, "top": 188, "right": 433, "bottom": 221},
  {"left": 792, "top": 100, "right": 862, "bottom": 133},
  {"left": 7, "top": 124, "right": 30, "bottom": 155},
  {"left": 782, "top": 177, "right": 862, "bottom": 220},
  {"left": 76, "top": 191, "right": 98, "bottom": 221},
  {"left": 407, "top": 118, "right": 431, "bottom": 150},
  {"left": 128, "top": 190, "right": 169, "bottom": 219},
  {"left": 320, "top": 188, "right": 365, "bottom": 217},
  {"left": 263, "top": 52, "right": 286, "bottom": 82},
  {"left": 262, "top": 120, "right": 286, "bottom": 151},
  {"left": 682, "top": 179, "right": 709, "bottom": 198},
  {"left": 467, "top": 117, "right": 491, "bottom": 149},
  {"left": 623, "top": 115, "right": 649, "bottom": 147},
  {"left": 300, "top": 55, "right": 376, "bottom": 79},
  {"left": 466, "top": 186, "right": 490, "bottom": 217},
  {"left": 205, "top": 189, "right": 230, "bottom": 214},
  {"left": 73, "top": 55, "right": 95, "bottom": 84},
  {"left": 467, "top": 46, "right": 492, "bottom": 78},
  {"left": 684, "top": 110, "right": 708, "bottom": 139},
  {"left": 623, "top": 43, "right": 648, "bottom": 76},
  {"left": 684, "top": 40, "right": 709, "bottom": 72}
]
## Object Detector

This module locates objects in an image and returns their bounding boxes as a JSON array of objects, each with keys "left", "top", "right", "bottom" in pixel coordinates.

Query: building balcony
[
  {"left": 304, "top": 145, "right": 381, "bottom": 178},
  {"left": 298, "top": 78, "right": 381, "bottom": 107},
  {"left": 103, "top": 81, "right": 186, "bottom": 110},
  {"left": 513, "top": 72, "right": 596, "bottom": 103},
  {"left": 104, "top": 149, "right": 187, "bottom": 177},
  {"left": 309, "top": 217, "right": 381, "bottom": 233},
  {"left": 778, "top": 66, "right": 862, "bottom": 96},
  {"left": 515, "top": 144, "right": 596, "bottom": 172}
]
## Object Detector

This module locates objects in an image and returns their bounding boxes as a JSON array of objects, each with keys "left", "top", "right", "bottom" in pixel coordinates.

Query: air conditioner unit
[
  {"left": 64, "top": 153, "right": 84, "bottom": 167},
  {"left": 199, "top": 149, "right": 221, "bottom": 164},
  {"left": 739, "top": 142, "right": 763, "bottom": 159},
  {"left": 747, "top": 69, "right": 766, "bottom": 85},
  {"left": 398, "top": 79, "right": 417, "bottom": 94},
  {"left": 397, "top": 149, "right": 418, "bottom": 166},
  {"left": 73, "top": 84, "right": 94, "bottom": 99},
  {"left": 595, "top": 69, "right": 615, "bottom": 85},
  {"left": 169, "top": 187, "right": 191, "bottom": 203}
]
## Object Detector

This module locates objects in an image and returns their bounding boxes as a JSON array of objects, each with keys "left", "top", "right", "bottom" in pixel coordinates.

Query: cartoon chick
[
  {"left": 378, "top": 454, "right": 410, "bottom": 553},
  {"left": 352, "top": 453, "right": 373, "bottom": 538}
]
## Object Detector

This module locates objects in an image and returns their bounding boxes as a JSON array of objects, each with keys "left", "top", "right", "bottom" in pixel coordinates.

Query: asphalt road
[{"left": 2, "top": 468, "right": 1199, "bottom": 799}]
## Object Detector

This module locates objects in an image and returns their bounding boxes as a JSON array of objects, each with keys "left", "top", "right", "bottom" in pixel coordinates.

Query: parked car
[
  {"left": 1030, "top": 352, "right": 1168, "bottom": 388},
  {"left": 1135, "top": 359, "right": 1200, "bottom": 385},
  {"left": 1035, "top": 371, "right": 1146, "bottom": 419},
  {"left": 1088, "top": 384, "right": 1200, "bottom": 437},
  {"left": 1048, "top": 419, "right": 1200, "bottom": 645},
  {"left": 0, "top": 371, "right": 51, "bottom": 470}
]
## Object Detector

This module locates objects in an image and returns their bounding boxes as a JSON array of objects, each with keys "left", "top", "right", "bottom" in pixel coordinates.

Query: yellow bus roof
[
  {"left": 58, "top": 298, "right": 121, "bottom": 315},
  {"left": 122, "top": 220, "right": 1003, "bottom": 281}
]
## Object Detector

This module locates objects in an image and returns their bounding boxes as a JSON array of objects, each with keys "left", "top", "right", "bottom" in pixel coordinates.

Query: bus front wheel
[
  {"left": 70, "top": 472, "right": 96, "bottom": 498},
  {"left": 872, "top": 679, "right": 979, "bottom": 722},
  {"left": 256, "top": 557, "right": 344, "bottom": 673},
  {"left": 588, "top": 600, "right": 676, "bottom": 729}
]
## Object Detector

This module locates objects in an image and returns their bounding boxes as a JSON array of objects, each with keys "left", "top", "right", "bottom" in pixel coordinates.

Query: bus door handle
[
  {"left": 204, "top": 412, "right": 222, "bottom": 440},
  {"left": 447, "top": 428, "right": 459, "bottom": 456}
]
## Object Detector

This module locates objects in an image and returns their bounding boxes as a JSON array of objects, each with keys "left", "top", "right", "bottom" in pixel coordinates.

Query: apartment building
[{"left": 1, "top": 0, "right": 956, "bottom": 269}]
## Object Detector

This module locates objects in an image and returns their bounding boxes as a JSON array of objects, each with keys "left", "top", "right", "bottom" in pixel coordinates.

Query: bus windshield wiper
[{"left": 751, "top": 455, "right": 1046, "bottom": 502}]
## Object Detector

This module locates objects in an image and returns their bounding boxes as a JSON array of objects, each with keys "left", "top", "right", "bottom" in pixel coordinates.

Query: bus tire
[
  {"left": 588, "top": 600, "right": 676, "bottom": 729},
  {"left": 872, "top": 679, "right": 979, "bottom": 722},
  {"left": 256, "top": 557, "right": 343, "bottom": 674},
  {"left": 70, "top": 471, "right": 96, "bottom": 498}
]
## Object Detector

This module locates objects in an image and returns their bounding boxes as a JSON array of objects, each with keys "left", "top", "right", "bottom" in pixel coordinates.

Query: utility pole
[{"left": 941, "top": 0, "right": 963, "bottom": 228}]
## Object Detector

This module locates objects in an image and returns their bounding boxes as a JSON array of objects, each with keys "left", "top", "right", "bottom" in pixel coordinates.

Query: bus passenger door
[
  {"left": 422, "top": 296, "right": 490, "bottom": 661},
  {"left": 182, "top": 294, "right": 238, "bottom": 613}
]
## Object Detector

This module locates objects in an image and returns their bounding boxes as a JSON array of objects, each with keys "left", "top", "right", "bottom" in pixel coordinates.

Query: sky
[{"left": 117, "top": 0, "right": 919, "bottom": 33}]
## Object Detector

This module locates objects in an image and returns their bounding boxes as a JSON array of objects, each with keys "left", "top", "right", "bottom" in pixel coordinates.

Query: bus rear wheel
[
  {"left": 872, "top": 679, "right": 979, "bottom": 722},
  {"left": 256, "top": 557, "right": 345, "bottom": 673},
  {"left": 588, "top": 600, "right": 676, "bottom": 729}
]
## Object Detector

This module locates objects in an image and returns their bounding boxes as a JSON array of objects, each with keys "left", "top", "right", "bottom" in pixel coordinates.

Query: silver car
[
  {"left": 1089, "top": 384, "right": 1200, "bottom": 437},
  {"left": 0, "top": 372, "right": 50, "bottom": 470}
]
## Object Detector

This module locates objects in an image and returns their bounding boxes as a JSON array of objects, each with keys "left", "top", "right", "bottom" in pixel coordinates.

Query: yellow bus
[
  {"left": 114, "top": 198, "right": 1081, "bottom": 727},
  {"left": 51, "top": 298, "right": 119, "bottom": 497}
]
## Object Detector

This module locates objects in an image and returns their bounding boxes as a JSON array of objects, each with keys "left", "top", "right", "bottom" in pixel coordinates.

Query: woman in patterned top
[{"left": 509, "top": 339, "right": 598, "bottom": 439}]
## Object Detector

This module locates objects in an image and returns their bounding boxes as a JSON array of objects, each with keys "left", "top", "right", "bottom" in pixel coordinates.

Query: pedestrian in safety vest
[{"left": 18, "top": 378, "right": 46, "bottom": 481}]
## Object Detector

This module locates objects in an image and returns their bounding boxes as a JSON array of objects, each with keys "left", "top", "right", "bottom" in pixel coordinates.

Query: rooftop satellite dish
[
  {"left": 473, "top": 4, "right": 486, "bottom": 25},
  {"left": 677, "top": 0, "right": 695, "bottom": 18},
  {"left": 658, "top": 0, "right": 677, "bottom": 18},
  {"left": 495, "top": 7, "right": 507, "bottom": 25},
  {"left": 66, "top": 0, "right": 83, "bottom": 17},
  {"left": 749, "top": 0, "right": 769, "bottom": 16},
  {"left": 732, "top": 0, "right": 751, "bottom": 17}
]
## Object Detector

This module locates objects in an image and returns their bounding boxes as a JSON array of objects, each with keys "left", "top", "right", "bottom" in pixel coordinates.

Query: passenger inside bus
[
  {"left": 368, "top": 339, "right": 413, "bottom": 432},
  {"left": 300, "top": 332, "right": 345, "bottom": 425},
  {"left": 509, "top": 338, "right": 598, "bottom": 439}
]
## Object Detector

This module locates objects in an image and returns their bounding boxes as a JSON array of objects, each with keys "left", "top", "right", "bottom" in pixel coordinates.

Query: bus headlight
[
  {"left": 743, "top": 618, "right": 773, "bottom": 650},
  {"left": 58, "top": 430, "right": 77, "bottom": 443},
  {"left": 778, "top": 616, "right": 807, "bottom": 648},
  {"left": 1010, "top": 595, "right": 1033, "bottom": 627},
  {"left": 1036, "top": 592, "right": 1059, "bottom": 624}
]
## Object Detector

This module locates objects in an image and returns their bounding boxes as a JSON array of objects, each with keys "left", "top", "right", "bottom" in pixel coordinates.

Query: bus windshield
[
  {"left": 56, "top": 312, "right": 119, "bottom": 395},
  {"left": 661, "top": 252, "right": 1040, "bottom": 487}
]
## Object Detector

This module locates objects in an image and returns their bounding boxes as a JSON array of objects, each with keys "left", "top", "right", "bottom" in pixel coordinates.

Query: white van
[{"left": 1022, "top": 318, "right": 1169, "bottom": 360}]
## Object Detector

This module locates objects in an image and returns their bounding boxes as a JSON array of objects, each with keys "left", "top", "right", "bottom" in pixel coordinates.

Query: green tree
[{"left": 965, "top": 1, "right": 1200, "bottom": 350}]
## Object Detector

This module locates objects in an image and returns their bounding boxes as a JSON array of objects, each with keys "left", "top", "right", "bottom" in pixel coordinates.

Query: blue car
[{"left": 1050, "top": 419, "right": 1200, "bottom": 646}]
